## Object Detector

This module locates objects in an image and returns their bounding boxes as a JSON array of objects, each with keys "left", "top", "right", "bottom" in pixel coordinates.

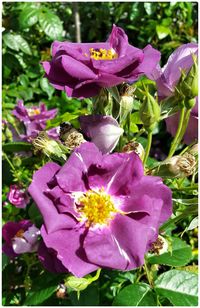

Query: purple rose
[
  {"left": 12, "top": 100, "right": 59, "bottom": 142},
  {"left": 7, "top": 185, "right": 30, "bottom": 209},
  {"left": 153, "top": 43, "right": 198, "bottom": 144},
  {"left": 42, "top": 25, "right": 160, "bottom": 98},
  {"left": 153, "top": 43, "right": 198, "bottom": 99},
  {"left": 28, "top": 142, "right": 172, "bottom": 277},
  {"left": 79, "top": 115, "right": 123, "bottom": 154},
  {"left": 2, "top": 220, "right": 40, "bottom": 258}
]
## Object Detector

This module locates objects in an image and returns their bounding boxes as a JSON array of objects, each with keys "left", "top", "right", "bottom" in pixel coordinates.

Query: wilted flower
[
  {"left": 7, "top": 185, "right": 30, "bottom": 209},
  {"left": 12, "top": 100, "right": 59, "bottom": 142},
  {"left": 122, "top": 141, "right": 145, "bottom": 160},
  {"left": 2, "top": 221, "right": 40, "bottom": 258},
  {"left": 150, "top": 235, "right": 168, "bottom": 255},
  {"left": 42, "top": 25, "right": 160, "bottom": 98},
  {"left": 79, "top": 115, "right": 123, "bottom": 154},
  {"left": 59, "top": 122, "right": 86, "bottom": 150},
  {"left": 28, "top": 142, "right": 172, "bottom": 277},
  {"left": 152, "top": 153, "right": 196, "bottom": 178},
  {"left": 153, "top": 43, "right": 198, "bottom": 144}
]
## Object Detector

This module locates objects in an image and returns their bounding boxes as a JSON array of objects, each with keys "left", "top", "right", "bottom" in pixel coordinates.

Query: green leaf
[
  {"left": 130, "top": 111, "right": 143, "bottom": 124},
  {"left": 3, "top": 33, "right": 31, "bottom": 55},
  {"left": 14, "top": 35, "right": 32, "bottom": 55},
  {"left": 3, "top": 33, "right": 19, "bottom": 51},
  {"left": 69, "top": 284, "right": 99, "bottom": 306},
  {"left": 38, "top": 10, "right": 63, "bottom": 40},
  {"left": 187, "top": 216, "right": 198, "bottom": 231},
  {"left": 46, "top": 112, "right": 80, "bottom": 129},
  {"left": 3, "top": 142, "right": 32, "bottom": 153},
  {"left": 156, "top": 25, "right": 171, "bottom": 40},
  {"left": 18, "top": 7, "right": 39, "bottom": 29},
  {"left": 113, "top": 283, "right": 156, "bottom": 306},
  {"left": 130, "top": 122, "right": 139, "bottom": 133},
  {"left": 148, "top": 237, "right": 192, "bottom": 267},
  {"left": 154, "top": 270, "right": 198, "bottom": 306},
  {"left": 24, "top": 286, "right": 57, "bottom": 305},
  {"left": 144, "top": 3, "right": 156, "bottom": 15},
  {"left": 40, "top": 78, "right": 55, "bottom": 99},
  {"left": 2, "top": 253, "right": 9, "bottom": 271}
]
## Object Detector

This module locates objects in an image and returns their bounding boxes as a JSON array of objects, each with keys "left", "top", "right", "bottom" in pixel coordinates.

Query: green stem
[
  {"left": 143, "top": 131, "right": 152, "bottom": 166},
  {"left": 176, "top": 108, "right": 191, "bottom": 144},
  {"left": 3, "top": 152, "right": 15, "bottom": 170},
  {"left": 144, "top": 258, "right": 153, "bottom": 287},
  {"left": 133, "top": 127, "right": 145, "bottom": 141},
  {"left": 167, "top": 107, "right": 185, "bottom": 158}
]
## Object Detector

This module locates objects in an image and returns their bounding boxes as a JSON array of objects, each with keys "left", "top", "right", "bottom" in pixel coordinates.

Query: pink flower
[{"left": 7, "top": 185, "right": 30, "bottom": 209}]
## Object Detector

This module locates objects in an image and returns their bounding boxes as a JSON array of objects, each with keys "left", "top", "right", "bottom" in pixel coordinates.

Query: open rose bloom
[
  {"left": 29, "top": 142, "right": 172, "bottom": 277},
  {"left": 12, "top": 100, "right": 59, "bottom": 141},
  {"left": 42, "top": 25, "right": 160, "bottom": 98}
]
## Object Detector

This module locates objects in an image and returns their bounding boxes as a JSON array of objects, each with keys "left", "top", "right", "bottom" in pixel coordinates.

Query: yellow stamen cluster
[
  {"left": 78, "top": 188, "right": 117, "bottom": 226},
  {"left": 28, "top": 108, "right": 40, "bottom": 116},
  {"left": 89, "top": 48, "right": 118, "bottom": 60}
]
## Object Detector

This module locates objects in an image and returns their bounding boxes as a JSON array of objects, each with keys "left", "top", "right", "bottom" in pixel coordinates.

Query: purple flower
[
  {"left": 12, "top": 100, "right": 59, "bottom": 142},
  {"left": 79, "top": 115, "right": 123, "bottom": 154},
  {"left": 153, "top": 43, "right": 198, "bottom": 144},
  {"left": 7, "top": 185, "right": 30, "bottom": 209},
  {"left": 28, "top": 142, "right": 172, "bottom": 277},
  {"left": 153, "top": 43, "right": 198, "bottom": 99},
  {"left": 42, "top": 25, "right": 160, "bottom": 98},
  {"left": 2, "top": 220, "right": 40, "bottom": 258}
]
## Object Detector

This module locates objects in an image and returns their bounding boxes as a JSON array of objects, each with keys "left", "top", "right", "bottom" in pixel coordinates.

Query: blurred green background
[{"left": 2, "top": 1, "right": 198, "bottom": 115}]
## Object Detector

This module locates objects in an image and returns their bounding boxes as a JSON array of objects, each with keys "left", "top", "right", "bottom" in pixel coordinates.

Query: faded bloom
[
  {"left": 122, "top": 141, "right": 145, "bottom": 160},
  {"left": 2, "top": 221, "right": 40, "bottom": 258},
  {"left": 7, "top": 185, "right": 30, "bottom": 209},
  {"left": 79, "top": 115, "right": 123, "bottom": 154},
  {"left": 42, "top": 25, "right": 160, "bottom": 98},
  {"left": 28, "top": 142, "right": 172, "bottom": 277},
  {"left": 152, "top": 153, "right": 196, "bottom": 178},
  {"left": 153, "top": 43, "right": 198, "bottom": 144},
  {"left": 150, "top": 235, "right": 168, "bottom": 255},
  {"left": 12, "top": 100, "right": 59, "bottom": 142},
  {"left": 59, "top": 122, "right": 86, "bottom": 150}
]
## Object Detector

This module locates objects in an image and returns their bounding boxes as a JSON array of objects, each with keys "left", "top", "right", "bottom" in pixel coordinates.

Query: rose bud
[
  {"left": 79, "top": 115, "right": 123, "bottom": 154},
  {"left": 179, "top": 55, "right": 198, "bottom": 101},
  {"left": 7, "top": 185, "right": 30, "bottom": 209}
]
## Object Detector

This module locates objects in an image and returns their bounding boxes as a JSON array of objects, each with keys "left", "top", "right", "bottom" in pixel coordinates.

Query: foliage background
[{"left": 2, "top": 1, "right": 198, "bottom": 306}]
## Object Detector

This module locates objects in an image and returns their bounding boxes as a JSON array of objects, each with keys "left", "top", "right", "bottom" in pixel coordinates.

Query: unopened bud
[
  {"left": 122, "top": 141, "right": 144, "bottom": 160},
  {"left": 60, "top": 122, "right": 85, "bottom": 150},
  {"left": 179, "top": 55, "right": 198, "bottom": 101},
  {"left": 33, "top": 131, "right": 68, "bottom": 162},
  {"left": 153, "top": 153, "right": 196, "bottom": 178},
  {"left": 139, "top": 91, "right": 160, "bottom": 132},
  {"left": 150, "top": 235, "right": 168, "bottom": 255}
]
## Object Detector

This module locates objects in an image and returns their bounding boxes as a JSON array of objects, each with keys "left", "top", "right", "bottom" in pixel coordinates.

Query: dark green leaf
[
  {"left": 113, "top": 283, "right": 156, "bottom": 306},
  {"left": 3, "top": 142, "right": 32, "bottom": 153},
  {"left": 14, "top": 35, "right": 32, "bottom": 55},
  {"left": 3, "top": 33, "right": 19, "bottom": 51},
  {"left": 155, "top": 270, "right": 198, "bottom": 306},
  {"left": 2, "top": 253, "right": 9, "bottom": 271},
  {"left": 69, "top": 283, "right": 99, "bottom": 306},
  {"left": 40, "top": 78, "right": 55, "bottom": 99},
  {"left": 148, "top": 237, "right": 192, "bottom": 267},
  {"left": 46, "top": 112, "right": 80, "bottom": 129},
  {"left": 18, "top": 7, "right": 39, "bottom": 29},
  {"left": 24, "top": 286, "right": 57, "bottom": 305},
  {"left": 38, "top": 11, "right": 63, "bottom": 40}
]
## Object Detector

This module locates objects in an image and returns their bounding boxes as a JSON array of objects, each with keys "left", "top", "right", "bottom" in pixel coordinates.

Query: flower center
[
  {"left": 78, "top": 188, "right": 117, "bottom": 226},
  {"left": 15, "top": 229, "right": 24, "bottom": 238},
  {"left": 87, "top": 48, "right": 118, "bottom": 61},
  {"left": 27, "top": 108, "right": 40, "bottom": 116}
]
